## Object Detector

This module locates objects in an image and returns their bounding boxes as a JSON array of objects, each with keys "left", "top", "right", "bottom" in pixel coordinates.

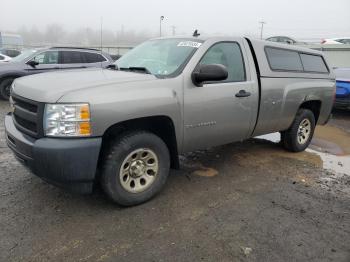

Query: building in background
[{"left": 0, "top": 32, "right": 23, "bottom": 49}]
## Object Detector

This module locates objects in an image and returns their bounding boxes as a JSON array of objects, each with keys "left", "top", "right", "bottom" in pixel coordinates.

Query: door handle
[{"left": 235, "top": 90, "right": 251, "bottom": 98}]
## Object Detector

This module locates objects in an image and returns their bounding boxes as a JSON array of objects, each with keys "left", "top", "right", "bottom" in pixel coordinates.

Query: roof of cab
[{"left": 153, "top": 35, "right": 324, "bottom": 55}]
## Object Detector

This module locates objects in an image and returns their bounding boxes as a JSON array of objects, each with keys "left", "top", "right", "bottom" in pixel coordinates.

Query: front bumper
[{"left": 5, "top": 113, "right": 102, "bottom": 194}]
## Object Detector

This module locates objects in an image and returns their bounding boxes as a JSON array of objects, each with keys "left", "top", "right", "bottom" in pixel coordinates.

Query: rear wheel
[
  {"left": 0, "top": 77, "right": 15, "bottom": 100},
  {"left": 281, "top": 109, "right": 316, "bottom": 152},
  {"left": 101, "top": 131, "right": 170, "bottom": 206}
]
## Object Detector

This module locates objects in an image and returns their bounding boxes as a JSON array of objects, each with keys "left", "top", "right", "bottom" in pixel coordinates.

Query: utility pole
[
  {"left": 259, "top": 21, "right": 266, "bottom": 40},
  {"left": 100, "top": 16, "right": 103, "bottom": 49},
  {"left": 171, "top": 25, "right": 176, "bottom": 36},
  {"left": 160, "top": 16, "right": 165, "bottom": 37},
  {"left": 121, "top": 24, "right": 124, "bottom": 37},
  {"left": 85, "top": 27, "right": 89, "bottom": 45},
  {"left": 100, "top": 16, "right": 103, "bottom": 68}
]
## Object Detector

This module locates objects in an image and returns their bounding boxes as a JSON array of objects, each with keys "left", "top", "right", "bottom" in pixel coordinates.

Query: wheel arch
[
  {"left": 99, "top": 115, "right": 180, "bottom": 170},
  {"left": 0, "top": 73, "right": 24, "bottom": 83},
  {"left": 0, "top": 73, "right": 24, "bottom": 89},
  {"left": 0, "top": 74, "right": 22, "bottom": 99},
  {"left": 299, "top": 100, "right": 322, "bottom": 124}
]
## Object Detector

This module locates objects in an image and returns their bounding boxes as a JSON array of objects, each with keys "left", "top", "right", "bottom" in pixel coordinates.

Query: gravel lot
[{"left": 0, "top": 100, "right": 349, "bottom": 262}]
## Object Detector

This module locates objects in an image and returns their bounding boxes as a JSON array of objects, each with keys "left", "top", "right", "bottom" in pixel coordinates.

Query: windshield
[
  {"left": 115, "top": 38, "right": 203, "bottom": 77},
  {"left": 10, "top": 49, "right": 38, "bottom": 63}
]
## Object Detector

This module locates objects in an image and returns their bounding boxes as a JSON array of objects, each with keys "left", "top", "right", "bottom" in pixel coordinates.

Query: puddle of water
[
  {"left": 255, "top": 130, "right": 350, "bottom": 176},
  {"left": 309, "top": 138, "right": 344, "bottom": 155},
  {"left": 306, "top": 149, "right": 350, "bottom": 177},
  {"left": 314, "top": 125, "right": 350, "bottom": 154}
]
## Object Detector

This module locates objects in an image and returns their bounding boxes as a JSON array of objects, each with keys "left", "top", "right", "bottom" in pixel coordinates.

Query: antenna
[{"left": 193, "top": 29, "right": 200, "bottom": 37}]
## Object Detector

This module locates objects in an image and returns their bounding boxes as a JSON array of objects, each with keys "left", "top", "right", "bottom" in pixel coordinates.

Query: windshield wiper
[{"left": 119, "top": 66, "right": 152, "bottom": 74}]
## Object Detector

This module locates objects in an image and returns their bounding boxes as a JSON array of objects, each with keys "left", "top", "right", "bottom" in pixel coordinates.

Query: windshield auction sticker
[{"left": 177, "top": 41, "right": 202, "bottom": 48}]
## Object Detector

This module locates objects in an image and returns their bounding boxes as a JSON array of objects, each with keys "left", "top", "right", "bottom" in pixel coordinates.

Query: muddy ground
[{"left": 0, "top": 100, "right": 349, "bottom": 262}]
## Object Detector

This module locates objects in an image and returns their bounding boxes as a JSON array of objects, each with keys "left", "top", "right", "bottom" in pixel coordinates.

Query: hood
[
  {"left": 12, "top": 68, "right": 157, "bottom": 102},
  {"left": 0, "top": 61, "right": 25, "bottom": 70}
]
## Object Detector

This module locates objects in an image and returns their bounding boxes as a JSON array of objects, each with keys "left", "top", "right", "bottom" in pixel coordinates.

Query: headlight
[{"left": 44, "top": 103, "right": 91, "bottom": 137}]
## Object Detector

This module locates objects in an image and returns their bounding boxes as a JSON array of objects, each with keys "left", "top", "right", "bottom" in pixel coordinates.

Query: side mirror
[
  {"left": 27, "top": 60, "right": 39, "bottom": 68},
  {"left": 106, "top": 64, "right": 117, "bottom": 69},
  {"left": 192, "top": 64, "right": 228, "bottom": 86}
]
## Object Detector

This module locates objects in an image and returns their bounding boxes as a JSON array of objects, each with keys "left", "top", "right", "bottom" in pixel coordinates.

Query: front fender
[
  {"left": 58, "top": 77, "right": 184, "bottom": 150},
  {"left": 93, "top": 88, "right": 182, "bottom": 138},
  {"left": 0, "top": 72, "right": 26, "bottom": 82}
]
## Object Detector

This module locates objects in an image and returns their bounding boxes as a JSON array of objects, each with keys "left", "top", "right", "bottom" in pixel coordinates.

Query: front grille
[
  {"left": 15, "top": 99, "right": 38, "bottom": 113},
  {"left": 12, "top": 94, "right": 44, "bottom": 138}
]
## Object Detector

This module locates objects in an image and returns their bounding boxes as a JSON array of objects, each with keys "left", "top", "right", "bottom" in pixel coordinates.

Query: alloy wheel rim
[
  {"left": 119, "top": 148, "right": 159, "bottom": 193},
  {"left": 297, "top": 118, "right": 311, "bottom": 145}
]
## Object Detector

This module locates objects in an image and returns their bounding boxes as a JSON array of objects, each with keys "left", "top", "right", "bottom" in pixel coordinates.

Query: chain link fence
[{"left": 1, "top": 44, "right": 134, "bottom": 55}]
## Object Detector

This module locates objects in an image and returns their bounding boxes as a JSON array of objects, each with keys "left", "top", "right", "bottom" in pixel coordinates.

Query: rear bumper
[{"left": 5, "top": 114, "right": 102, "bottom": 194}]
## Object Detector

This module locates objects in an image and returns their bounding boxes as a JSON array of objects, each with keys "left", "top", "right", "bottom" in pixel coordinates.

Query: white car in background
[
  {"left": 266, "top": 36, "right": 298, "bottom": 45},
  {"left": 0, "top": 54, "right": 12, "bottom": 63},
  {"left": 321, "top": 37, "right": 350, "bottom": 44}
]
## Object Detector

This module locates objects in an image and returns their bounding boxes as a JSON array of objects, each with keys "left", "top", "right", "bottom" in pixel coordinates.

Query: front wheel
[
  {"left": 281, "top": 109, "right": 316, "bottom": 152},
  {"left": 100, "top": 131, "right": 170, "bottom": 206},
  {"left": 0, "top": 77, "right": 15, "bottom": 100}
]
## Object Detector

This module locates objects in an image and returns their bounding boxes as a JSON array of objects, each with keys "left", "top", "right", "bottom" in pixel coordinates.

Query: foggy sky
[{"left": 1, "top": 0, "right": 349, "bottom": 39}]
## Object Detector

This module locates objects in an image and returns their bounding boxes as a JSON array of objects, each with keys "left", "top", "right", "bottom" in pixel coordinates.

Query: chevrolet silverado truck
[{"left": 5, "top": 36, "right": 335, "bottom": 206}]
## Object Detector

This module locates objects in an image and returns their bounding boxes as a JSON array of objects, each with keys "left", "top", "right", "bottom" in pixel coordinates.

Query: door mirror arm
[{"left": 27, "top": 60, "right": 39, "bottom": 68}]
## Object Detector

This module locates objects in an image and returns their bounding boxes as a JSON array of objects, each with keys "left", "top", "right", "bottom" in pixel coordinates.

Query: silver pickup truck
[{"left": 5, "top": 36, "right": 335, "bottom": 206}]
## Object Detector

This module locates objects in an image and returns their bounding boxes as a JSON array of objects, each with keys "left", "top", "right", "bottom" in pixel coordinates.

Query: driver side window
[
  {"left": 32, "top": 51, "right": 59, "bottom": 64},
  {"left": 199, "top": 42, "right": 246, "bottom": 82}
]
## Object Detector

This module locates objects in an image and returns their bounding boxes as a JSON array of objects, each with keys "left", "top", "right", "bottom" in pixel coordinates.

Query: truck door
[{"left": 183, "top": 40, "right": 258, "bottom": 152}]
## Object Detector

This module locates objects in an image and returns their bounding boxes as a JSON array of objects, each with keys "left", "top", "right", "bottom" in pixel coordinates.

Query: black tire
[
  {"left": 281, "top": 109, "right": 316, "bottom": 152},
  {"left": 0, "top": 77, "right": 15, "bottom": 100},
  {"left": 100, "top": 131, "right": 170, "bottom": 206}
]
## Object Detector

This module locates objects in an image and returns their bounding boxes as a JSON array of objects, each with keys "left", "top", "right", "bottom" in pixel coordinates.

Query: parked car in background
[
  {"left": 0, "top": 54, "right": 12, "bottom": 63},
  {"left": 321, "top": 38, "right": 350, "bottom": 44},
  {"left": 0, "top": 47, "right": 113, "bottom": 100},
  {"left": 5, "top": 36, "right": 335, "bottom": 206},
  {"left": 334, "top": 68, "right": 350, "bottom": 109},
  {"left": 266, "top": 36, "right": 300, "bottom": 45},
  {"left": 0, "top": 48, "right": 21, "bottom": 58}
]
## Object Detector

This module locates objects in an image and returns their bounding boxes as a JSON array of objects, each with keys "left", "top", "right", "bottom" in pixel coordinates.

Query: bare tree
[
  {"left": 44, "top": 23, "right": 65, "bottom": 44},
  {"left": 15, "top": 24, "right": 157, "bottom": 47}
]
